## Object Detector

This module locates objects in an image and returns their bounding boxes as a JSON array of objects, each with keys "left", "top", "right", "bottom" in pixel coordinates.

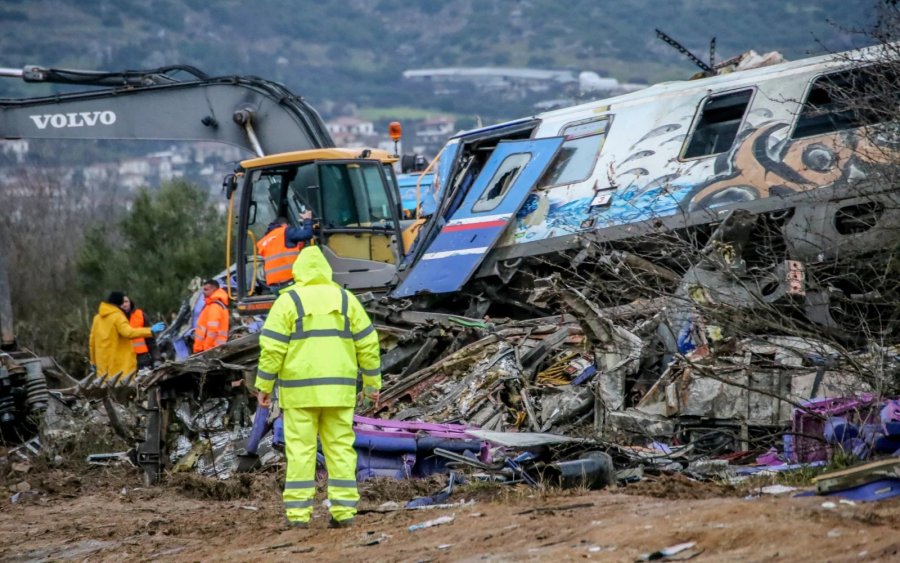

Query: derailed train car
[{"left": 392, "top": 44, "right": 900, "bottom": 337}]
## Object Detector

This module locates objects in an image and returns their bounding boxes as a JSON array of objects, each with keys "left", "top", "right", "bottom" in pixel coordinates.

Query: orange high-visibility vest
[
  {"left": 130, "top": 308, "right": 149, "bottom": 355},
  {"left": 256, "top": 224, "right": 304, "bottom": 286},
  {"left": 193, "top": 288, "right": 230, "bottom": 353}
]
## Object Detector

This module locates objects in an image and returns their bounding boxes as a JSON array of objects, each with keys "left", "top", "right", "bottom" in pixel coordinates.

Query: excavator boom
[{"left": 0, "top": 65, "right": 333, "bottom": 155}]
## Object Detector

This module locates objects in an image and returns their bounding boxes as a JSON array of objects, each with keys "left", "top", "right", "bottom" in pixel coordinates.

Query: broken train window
[
  {"left": 792, "top": 65, "right": 898, "bottom": 139},
  {"left": 682, "top": 89, "right": 753, "bottom": 159},
  {"left": 472, "top": 152, "right": 532, "bottom": 213},
  {"left": 538, "top": 117, "right": 610, "bottom": 188}
]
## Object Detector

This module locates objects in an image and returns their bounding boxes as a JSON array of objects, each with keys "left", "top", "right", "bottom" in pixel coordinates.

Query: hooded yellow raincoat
[
  {"left": 254, "top": 245, "right": 381, "bottom": 406},
  {"left": 254, "top": 245, "right": 381, "bottom": 525},
  {"left": 89, "top": 301, "right": 153, "bottom": 380}
]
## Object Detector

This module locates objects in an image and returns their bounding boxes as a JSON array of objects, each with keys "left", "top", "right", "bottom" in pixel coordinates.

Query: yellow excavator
[{"left": 0, "top": 64, "right": 424, "bottom": 314}]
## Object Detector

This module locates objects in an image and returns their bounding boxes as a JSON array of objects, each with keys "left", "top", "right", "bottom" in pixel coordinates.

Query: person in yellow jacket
[
  {"left": 255, "top": 246, "right": 381, "bottom": 529},
  {"left": 88, "top": 291, "right": 165, "bottom": 385}
]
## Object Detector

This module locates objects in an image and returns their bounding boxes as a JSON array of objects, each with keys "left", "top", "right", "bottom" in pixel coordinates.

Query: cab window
[
  {"left": 539, "top": 117, "right": 610, "bottom": 188},
  {"left": 472, "top": 153, "right": 531, "bottom": 213},
  {"left": 286, "top": 163, "right": 318, "bottom": 222},
  {"left": 319, "top": 162, "right": 393, "bottom": 227},
  {"left": 246, "top": 170, "right": 282, "bottom": 241}
]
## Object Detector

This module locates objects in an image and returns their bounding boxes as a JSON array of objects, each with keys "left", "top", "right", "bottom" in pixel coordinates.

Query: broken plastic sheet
[
  {"left": 635, "top": 350, "right": 876, "bottom": 427},
  {"left": 175, "top": 398, "right": 231, "bottom": 433},
  {"left": 464, "top": 429, "right": 582, "bottom": 448},
  {"left": 194, "top": 428, "right": 253, "bottom": 479}
]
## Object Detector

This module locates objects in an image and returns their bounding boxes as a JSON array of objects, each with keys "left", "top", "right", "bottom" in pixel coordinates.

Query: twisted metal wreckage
[
  {"left": 3, "top": 42, "right": 900, "bottom": 492},
  {"left": 126, "top": 43, "right": 900, "bottom": 487}
]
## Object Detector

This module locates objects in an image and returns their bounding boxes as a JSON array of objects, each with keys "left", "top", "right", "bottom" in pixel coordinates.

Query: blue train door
[{"left": 392, "top": 137, "right": 563, "bottom": 297}]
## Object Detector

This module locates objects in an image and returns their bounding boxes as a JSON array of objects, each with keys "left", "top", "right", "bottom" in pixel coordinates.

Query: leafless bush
[{"left": 0, "top": 168, "right": 122, "bottom": 372}]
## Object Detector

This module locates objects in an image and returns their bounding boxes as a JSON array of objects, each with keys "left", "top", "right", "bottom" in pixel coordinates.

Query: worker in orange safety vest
[
  {"left": 122, "top": 296, "right": 160, "bottom": 369},
  {"left": 255, "top": 211, "right": 314, "bottom": 291},
  {"left": 193, "top": 279, "right": 230, "bottom": 353}
]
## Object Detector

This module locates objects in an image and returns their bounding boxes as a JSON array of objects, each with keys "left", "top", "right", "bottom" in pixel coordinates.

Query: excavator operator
[{"left": 256, "top": 209, "right": 314, "bottom": 294}]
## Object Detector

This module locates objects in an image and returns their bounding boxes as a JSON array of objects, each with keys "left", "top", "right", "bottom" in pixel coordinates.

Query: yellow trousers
[{"left": 282, "top": 406, "right": 359, "bottom": 523}]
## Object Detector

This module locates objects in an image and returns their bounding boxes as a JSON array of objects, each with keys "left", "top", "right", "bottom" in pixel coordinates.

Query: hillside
[{"left": 0, "top": 0, "right": 876, "bottom": 121}]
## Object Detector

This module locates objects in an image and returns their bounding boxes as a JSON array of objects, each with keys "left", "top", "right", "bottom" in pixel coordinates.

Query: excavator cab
[{"left": 233, "top": 149, "right": 406, "bottom": 314}]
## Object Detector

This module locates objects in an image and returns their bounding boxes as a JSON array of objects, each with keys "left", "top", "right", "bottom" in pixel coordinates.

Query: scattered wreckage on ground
[
  {"left": 4, "top": 43, "right": 900, "bottom": 493},
  {"left": 112, "top": 297, "right": 897, "bottom": 489},
  {"left": 107, "top": 42, "right": 900, "bottom": 487}
]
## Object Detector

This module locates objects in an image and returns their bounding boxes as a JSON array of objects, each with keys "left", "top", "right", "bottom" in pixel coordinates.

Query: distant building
[
  {"left": 326, "top": 116, "right": 376, "bottom": 147},
  {"left": 415, "top": 116, "right": 457, "bottom": 155},
  {"left": 404, "top": 66, "right": 645, "bottom": 108},
  {"left": 403, "top": 67, "right": 577, "bottom": 100},
  {"left": 191, "top": 141, "right": 248, "bottom": 164},
  {"left": 417, "top": 116, "right": 455, "bottom": 137},
  {"left": 83, "top": 162, "right": 118, "bottom": 185}
]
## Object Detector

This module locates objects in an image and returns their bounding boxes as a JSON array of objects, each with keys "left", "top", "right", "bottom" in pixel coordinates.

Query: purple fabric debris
[
  {"left": 649, "top": 442, "right": 673, "bottom": 455},
  {"left": 881, "top": 400, "right": 900, "bottom": 425},
  {"left": 570, "top": 364, "right": 597, "bottom": 386},
  {"left": 790, "top": 396, "right": 881, "bottom": 463},
  {"left": 873, "top": 434, "right": 900, "bottom": 454},
  {"left": 245, "top": 405, "right": 270, "bottom": 455},
  {"left": 824, "top": 417, "right": 859, "bottom": 445},
  {"left": 273, "top": 415, "right": 285, "bottom": 450},
  {"left": 756, "top": 448, "right": 784, "bottom": 466},
  {"left": 350, "top": 415, "right": 486, "bottom": 481}
]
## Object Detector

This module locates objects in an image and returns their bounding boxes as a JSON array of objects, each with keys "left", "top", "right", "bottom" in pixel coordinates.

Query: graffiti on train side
[
  {"left": 688, "top": 122, "right": 888, "bottom": 210},
  {"left": 508, "top": 121, "right": 889, "bottom": 245}
]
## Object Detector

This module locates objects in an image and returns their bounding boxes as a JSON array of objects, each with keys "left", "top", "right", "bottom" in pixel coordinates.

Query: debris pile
[
  {"left": 374, "top": 315, "right": 593, "bottom": 434},
  {"left": 112, "top": 277, "right": 900, "bottom": 490},
  {"left": 0, "top": 351, "right": 79, "bottom": 449}
]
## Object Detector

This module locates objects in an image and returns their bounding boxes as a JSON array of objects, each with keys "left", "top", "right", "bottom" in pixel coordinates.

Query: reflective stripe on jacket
[
  {"left": 255, "top": 246, "right": 381, "bottom": 408},
  {"left": 193, "top": 288, "right": 230, "bottom": 353},
  {"left": 130, "top": 308, "right": 149, "bottom": 355},
  {"left": 257, "top": 224, "right": 304, "bottom": 286}
]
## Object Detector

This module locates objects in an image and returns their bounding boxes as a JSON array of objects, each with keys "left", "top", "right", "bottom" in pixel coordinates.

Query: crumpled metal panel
[{"left": 637, "top": 336, "right": 875, "bottom": 425}]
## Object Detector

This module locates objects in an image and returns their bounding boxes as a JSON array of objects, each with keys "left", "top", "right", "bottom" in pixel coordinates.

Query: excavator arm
[{"left": 0, "top": 64, "right": 333, "bottom": 155}]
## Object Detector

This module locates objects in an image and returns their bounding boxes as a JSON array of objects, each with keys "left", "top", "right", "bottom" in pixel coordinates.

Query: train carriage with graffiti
[{"left": 394, "top": 43, "right": 900, "bottom": 334}]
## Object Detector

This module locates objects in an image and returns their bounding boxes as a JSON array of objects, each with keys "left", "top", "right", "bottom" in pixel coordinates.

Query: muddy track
[{"left": 2, "top": 467, "right": 899, "bottom": 562}]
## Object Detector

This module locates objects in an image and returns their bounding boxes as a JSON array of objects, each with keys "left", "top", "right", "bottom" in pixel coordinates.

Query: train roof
[
  {"left": 451, "top": 42, "right": 890, "bottom": 141},
  {"left": 543, "top": 43, "right": 889, "bottom": 119}
]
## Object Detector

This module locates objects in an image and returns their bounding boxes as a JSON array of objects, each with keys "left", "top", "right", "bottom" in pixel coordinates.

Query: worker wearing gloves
[
  {"left": 88, "top": 291, "right": 165, "bottom": 385},
  {"left": 255, "top": 246, "right": 381, "bottom": 529},
  {"left": 256, "top": 211, "right": 314, "bottom": 292},
  {"left": 193, "top": 279, "right": 230, "bottom": 353},
  {"left": 122, "top": 296, "right": 161, "bottom": 369}
]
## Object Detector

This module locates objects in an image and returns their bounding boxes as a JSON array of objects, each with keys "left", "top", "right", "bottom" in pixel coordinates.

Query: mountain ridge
[{"left": 0, "top": 0, "right": 876, "bottom": 121}]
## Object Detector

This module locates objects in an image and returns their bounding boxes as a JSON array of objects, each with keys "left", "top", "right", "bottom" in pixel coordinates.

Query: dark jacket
[
  {"left": 127, "top": 304, "right": 161, "bottom": 367},
  {"left": 265, "top": 219, "right": 314, "bottom": 247}
]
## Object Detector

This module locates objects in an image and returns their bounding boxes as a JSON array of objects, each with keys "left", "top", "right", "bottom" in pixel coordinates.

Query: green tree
[{"left": 78, "top": 180, "right": 226, "bottom": 319}]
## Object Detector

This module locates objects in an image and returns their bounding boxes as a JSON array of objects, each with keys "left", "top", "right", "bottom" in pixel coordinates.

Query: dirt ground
[{"left": 2, "top": 464, "right": 900, "bottom": 562}]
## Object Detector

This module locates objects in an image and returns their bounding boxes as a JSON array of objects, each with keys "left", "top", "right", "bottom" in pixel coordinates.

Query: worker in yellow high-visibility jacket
[{"left": 255, "top": 245, "right": 381, "bottom": 529}]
